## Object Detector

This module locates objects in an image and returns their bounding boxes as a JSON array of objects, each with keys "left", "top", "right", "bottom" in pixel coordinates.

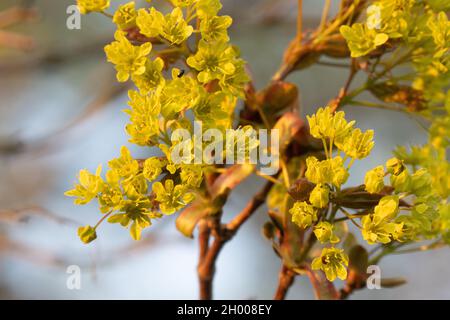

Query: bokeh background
[{"left": 0, "top": 0, "right": 448, "bottom": 299}]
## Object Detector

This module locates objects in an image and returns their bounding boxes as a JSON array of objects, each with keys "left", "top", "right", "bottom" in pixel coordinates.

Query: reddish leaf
[
  {"left": 273, "top": 112, "right": 304, "bottom": 154},
  {"left": 176, "top": 199, "right": 215, "bottom": 238},
  {"left": 209, "top": 164, "right": 255, "bottom": 199}
]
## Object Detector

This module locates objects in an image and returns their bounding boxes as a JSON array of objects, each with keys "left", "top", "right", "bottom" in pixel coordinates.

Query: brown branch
[
  {"left": 197, "top": 180, "right": 274, "bottom": 300},
  {"left": 274, "top": 264, "right": 295, "bottom": 300},
  {"left": 198, "top": 231, "right": 225, "bottom": 300}
]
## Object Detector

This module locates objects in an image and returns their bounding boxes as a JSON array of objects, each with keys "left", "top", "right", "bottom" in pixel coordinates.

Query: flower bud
[{"left": 78, "top": 225, "right": 97, "bottom": 244}]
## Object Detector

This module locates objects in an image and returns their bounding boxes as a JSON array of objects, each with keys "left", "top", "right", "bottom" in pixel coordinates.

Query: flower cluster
[
  {"left": 340, "top": 1, "right": 449, "bottom": 119},
  {"left": 287, "top": 105, "right": 448, "bottom": 282},
  {"left": 67, "top": 0, "right": 249, "bottom": 242},
  {"left": 288, "top": 106, "right": 374, "bottom": 281},
  {"left": 77, "top": 0, "right": 110, "bottom": 15}
]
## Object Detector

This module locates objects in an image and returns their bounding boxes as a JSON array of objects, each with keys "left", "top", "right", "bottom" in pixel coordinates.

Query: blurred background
[{"left": 0, "top": 0, "right": 448, "bottom": 299}]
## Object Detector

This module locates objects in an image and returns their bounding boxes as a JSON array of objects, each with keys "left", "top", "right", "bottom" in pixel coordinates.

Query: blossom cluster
[
  {"left": 288, "top": 106, "right": 448, "bottom": 282},
  {"left": 67, "top": 0, "right": 249, "bottom": 242}
]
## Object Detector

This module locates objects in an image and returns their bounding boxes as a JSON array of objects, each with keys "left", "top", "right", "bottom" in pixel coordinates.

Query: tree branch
[
  {"left": 274, "top": 264, "right": 295, "bottom": 300},
  {"left": 197, "top": 180, "right": 274, "bottom": 299}
]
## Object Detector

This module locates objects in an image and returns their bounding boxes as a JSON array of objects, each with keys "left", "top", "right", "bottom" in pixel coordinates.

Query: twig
[
  {"left": 330, "top": 59, "right": 358, "bottom": 112},
  {"left": 274, "top": 264, "right": 295, "bottom": 300},
  {"left": 296, "top": 0, "right": 303, "bottom": 42},
  {"left": 197, "top": 180, "right": 274, "bottom": 299},
  {"left": 319, "top": 0, "right": 331, "bottom": 32}
]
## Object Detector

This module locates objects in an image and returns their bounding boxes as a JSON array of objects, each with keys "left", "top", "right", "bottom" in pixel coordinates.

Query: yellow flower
[
  {"left": 105, "top": 31, "right": 152, "bottom": 82},
  {"left": 386, "top": 157, "right": 406, "bottom": 175},
  {"left": 391, "top": 170, "right": 412, "bottom": 193},
  {"left": 159, "top": 7, "right": 193, "bottom": 44},
  {"left": 77, "top": 0, "right": 110, "bottom": 15},
  {"left": 196, "top": 0, "right": 222, "bottom": 18},
  {"left": 65, "top": 165, "right": 104, "bottom": 205},
  {"left": 152, "top": 180, "right": 195, "bottom": 215},
  {"left": 311, "top": 247, "right": 348, "bottom": 282},
  {"left": 410, "top": 168, "right": 433, "bottom": 196},
  {"left": 364, "top": 165, "right": 385, "bottom": 194},
  {"left": 362, "top": 215, "right": 403, "bottom": 244},
  {"left": 336, "top": 128, "right": 374, "bottom": 160},
  {"left": 107, "top": 146, "right": 140, "bottom": 179},
  {"left": 98, "top": 170, "right": 123, "bottom": 213},
  {"left": 187, "top": 40, "right": 237, "bottom": 83},
  {"left": 289, "top": 201, "right": 318, "bottom": 229},
  {"left": 309, "top": 184, "right": 330, "bottom": 208},
  {"left": 109, "top": 194, "right": 161, "bottom": 240},
  {"left": 200, "top": 15, "right": 232, "bottom": 42},
  {"left": 340, "top": 23, "right": 389, "bottom": 58},
  {"left": 305, "top": 156, "right": 349, "bottom": 188},
  {"left": 180, "top": 164, "right": 204, "bottom": 188},
  {"left": 160, "top": 70, "right": 203, "bottom": 118},
  {"left": 124, "top": 90, "right": 161, "bottom": 146},
  {"left": 170, "top": 0, "right": 197, "bottom": 7},
  {"left": 219, "top": 59, "right": 249, "bottom": 98},
  {"left": 132, "top": 57, "right": 165, "bottom": 95},
  {"left": 136, "top": 7, "right": 164, "bottom": 38},
  {"left": 374, "top": 195, "right": 400, "bottom": 220},
  {"left": 362, "top": 195, "right": 402, "bottom": 244},
  {"left": 113, "top": 1, "right": 137, "bottom": 30},
  {"left": 307, "top": 106, "right": 355, "bottom": 141},
  {"left": 313, "top": 221, "right": 340, "bottom": 244},
  {"left": 143, "top": 157, "right": 166, "bottom": 181}
]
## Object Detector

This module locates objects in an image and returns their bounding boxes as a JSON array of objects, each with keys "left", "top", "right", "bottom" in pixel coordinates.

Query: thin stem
[
  {"left": 319, "top": 0, "right": 331, "bottom": 32},
  {"left": 94, "top": 211, "right": 113, "bottom": 229},
  {"left": 348, "top": 100, "right": 407, "bottom": 113},
  {"left": 321, "top": 138, "right": 329, "bottom": 159},
  {"left": 296, "top": 0, "right": 303, "bottom": 42},
  {"left": 317, "top": 61, "right": 351, "bottom": 68},
  {"left": 100, "top": 11, "right": 113, "bottom": 19},
  {"left": 280, "top": 160, "right": 291, "bottom": 187},
  {"left": 339, "top": 208, "right": 362, "bottom": 229},
  {"left": 392, "top": 240, "right": 444, "bottom": 255},
  {"left": 197, "top": 181, "right": 274, "bottom": 299}
]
